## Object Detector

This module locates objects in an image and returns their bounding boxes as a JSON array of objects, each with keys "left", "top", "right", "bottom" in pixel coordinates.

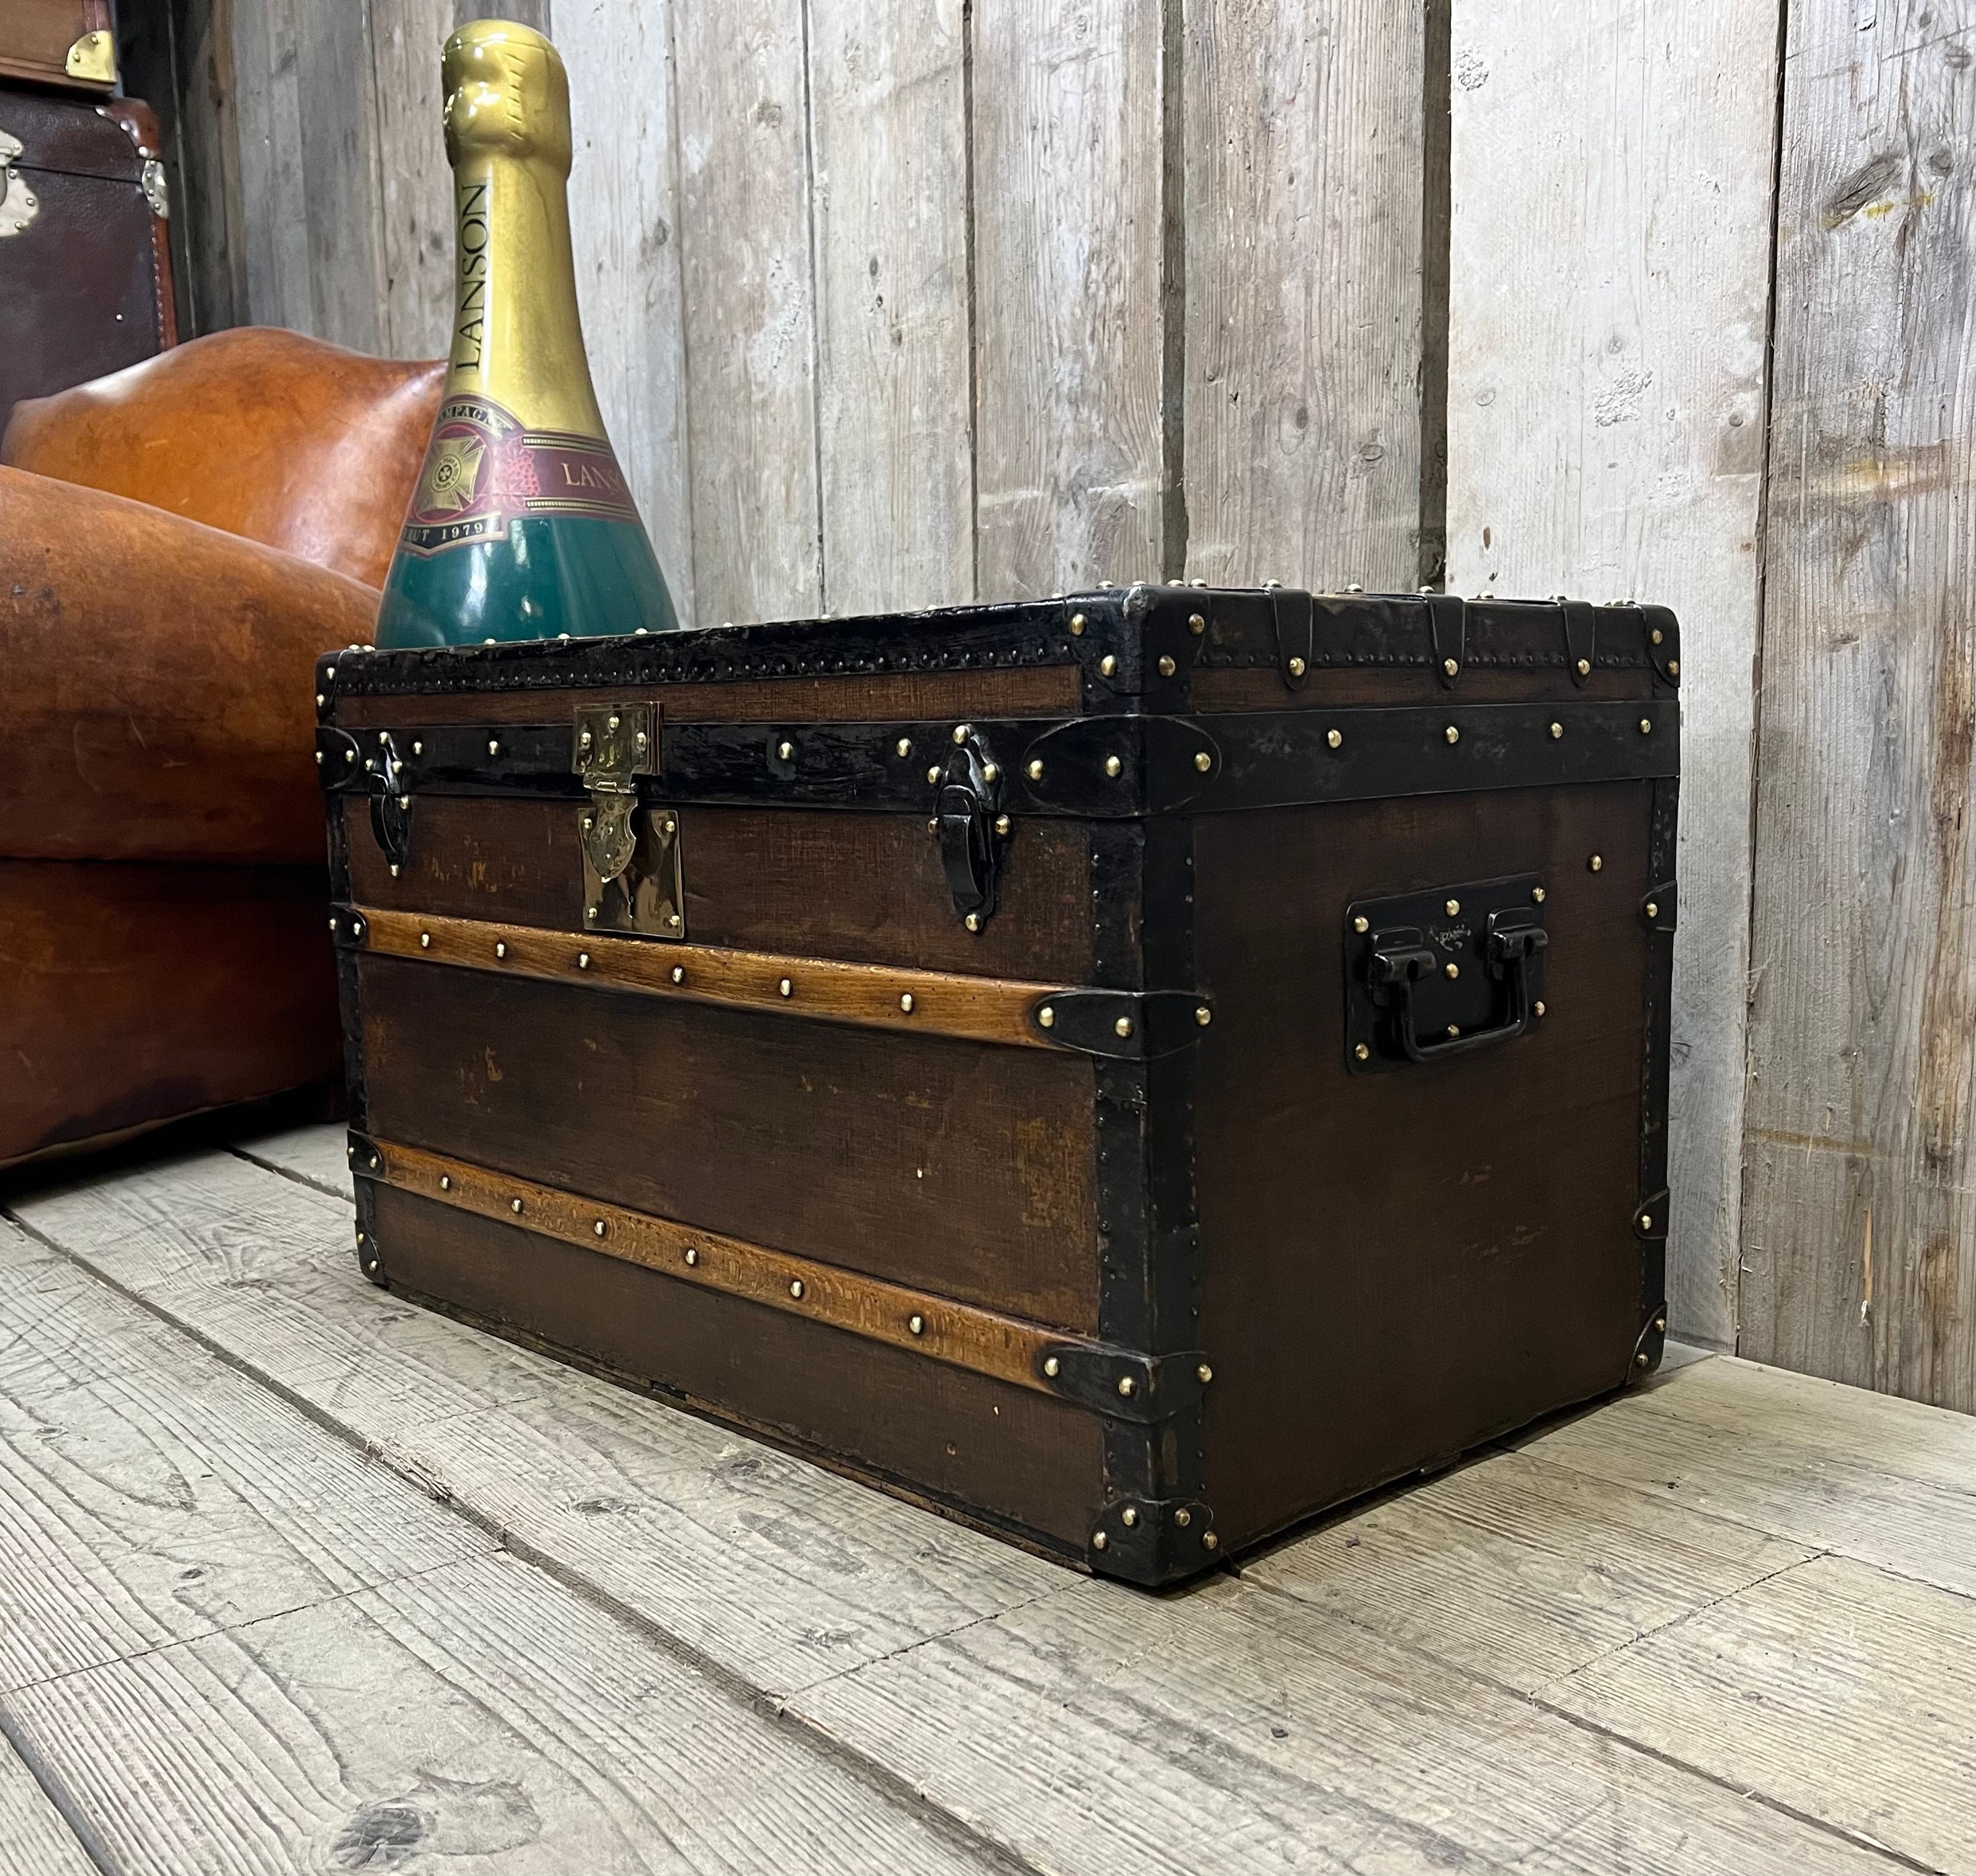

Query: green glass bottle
[{"left": 375, "top": 19, "right": 679, "bottom": 648}]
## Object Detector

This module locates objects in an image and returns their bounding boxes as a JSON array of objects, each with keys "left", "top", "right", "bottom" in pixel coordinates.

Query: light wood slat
[
  {"left": 0, "top": 1731, "right": 95, "bottom": 1876},
  {"left": 1520, "top": 1352, "right": 1976, "bottom": 1595},
  {"left": 1444, "top": 0, "right": 1781, "bottom": 1351},
  {"left": 1246, "top": 1448, "right": 1814, "bottom": 1696},
  {"left": 1182, "top": 0, "right": 1424, "bottom": 591},
  {"left": 808, "top": 0, "right": 973, "bottom": 614},
  {"left": 559, "top": 0, "right": 697, "bottom": 626},
  {"left": 1740, "top": 0, "right": 1976, "bottom": 1409},
  {"left": 355, "top": 904, "right": 1064, "bottom": 1048},
  {"left": 2, "top": 1550, "right": 1005, "bottom": 1876},
  {"left": 9, "top": 1151, "right": 1063, "bottom": 1700},
  {"left": 368, "top": 0, "right": 455, "bottom": 360},
  {"left": 367, "top": 1135, "right": 1095, "bottom": 1397},
  {"left": 973, "top": 0, "right": 1165, "bottom": 595},
  {"left": 1546, "top": 1553, "right": 1975, "bottom": 1876},
  {"left": 227, "top": 0, "right": 310, "bottom": 333},
  {"left": 794, "top": 1573, "right": 1910, "bottom": 1876},
  {"left": 234, "top": 1124, "right": 354, "bottom": 1200},
  {"left": 673, "top": 0, "right": 820, "bottom": 627},
  {"left": 0, "top": 1221, "right": 493, "bottom": 1697}
]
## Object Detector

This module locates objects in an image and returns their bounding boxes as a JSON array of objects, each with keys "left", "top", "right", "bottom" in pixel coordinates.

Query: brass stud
[
  {"left": 1158, "top": 655, "right": 1176, "bottom": 677},
  {"left": 1447, "top": 1024, "right": 1461, "bottom": 1038},
  {"left": 994, "top": 814, "right": 1011, "bottom": 835},
  {"left": 953, "top": 723, "right": 972, "bottom": 745},
  {"left": 1353, "top": 915, "right": 1369, "bottom": 934},
  {"left": 1654, "top": 1316, "right": 1667, "bottom": 1332},
  {"left": 1027, "top": 758, "right": 1045, "bottom": 780},
  {"left": 1355, "top": 1042, "right": 1371, "bottom": 1061},
  {"left": 578, "top": 952, "right": 591, "bottom": 969},
  {"left": 440, "top": 1175, "right": 451, "bottom": 1191},
  {"left": 586, "top": 906, "right": 599, "bottom": 923},
  {"left": 667, "top": 913, "right": 682, "bottom": 929},
  {"left": 316, "top": 751, "right": 325, "bottom": 766},
  {"left": 1039, "top": 1005, "right": 1056, "bottom": 1028},
  {"left": 1202, "top": 1531, "right": 1219, "bottom": 1551},
  {"left": 1115, "top": 1015, "right": 1134, "bottom": 1038},
  {"left": 1639, "top": 718, "right": 1653, "bottom": 735},
  {"left": 1667, "top": 660, "right": 1678, "bottom": 677},
  {"left": 1188, "top": 613, "right": 1206, "bottom": 635},
  {"left": 580, "top": 729, "right": 594, "bottom": 751},
  {"left": 1104, "top": 754, "right": 1123, "bottom": 778},
  {"left": 1196, "top": 1362, "right": 1213, "bottom": 1383},
  {"left": 1347, "top": 582, "right": 1363, "bottom": 595},
  {"left": 1550, "top": 721, "right": 1564, "bottom": 739},
  {"left": 982, "top": 762, "right": 1000, "bottom": 782},
  {"left": 1099, "top": 655, "right": 1118, "bottom": 677},
  {"left": 1194, "top": 1005, "right": 1212, "bottom": 1027},
  {"left": 964, "top": 912, "right": 981, "bottom": 932},
  {"left": 926, "top": 765, "right": 941, "bottom": 784},
  {"left": 1445, "top": 898, "right": 1460, "bottom": 916},
  {"left": 1122, "top": 1506, "right": 1138, "bottom": 1527},
  {"left": 344, "top": 749, "right": 356, "bottom": 764},
  {"left": 488, "top": 738, "right": 500, "bottom": 756},
  {"left": 1639, "top": 1214, "right": 1654, "bottom": 1232},
  {"left": 351, "top": 918, "right": 364, "bottom": 938},
  {"left": 1590, "top": 854, "right": 1604, "bottom": 872},
  {"left": 411, "top": 741, "right": 423, "bottom": 756},
  {"left": 1043, "top": 1355, "right": 1060, "bottom": 1377},
  {"left": 1068, "top": 613, "right": 1086, "bottom": 635},
  {"left": 419, "top": 932, "right": 432, "bottom": 949},
  {"left": 778, "top": 740, "right": 794, "bottom": 761},
  {"left": 495, "top": 941, "right": 507, "bottom": 959},
  {"left": 1327, "top": 728, "right": 1343, "bottom": 749},
  {"left": 897, "top": 737, "right": 912, "bottom": 757},
  {"left": 593, "top": 1219, "right": 607, "bottom": 1238},
  {"left": 1444, "top": 962, "right": 1460, "bottom": 980},
  {"left": 1092, "top": 1530, "right": 1109, "bottom": 1551},
  {"left": 1532, "top": 886, "right": 1546, "bottom": 904},
  {"left": 908, "top": 1313, "right": 925, "bottom": 1335},
  {"left": 671, "top": 964, "right": 685, "bottom": 984},
  {"left": 1443, "top": 658, "right": 1459, "bottom": 677},
  {"left": 685, "top": 1246, "right": 698, "bottom": 1266},
  {"left": 778, "top": 978, "right": 793, "bottom": 997},
  {"left": 1288, "top": 656, "right": 1307, "bottom": 677},
  {"left": 1445, "top": 725, "right": 1460, "bottom": 744},
  {"left": 1646, "top": 900, "right": 1660, "bottom": 919},
  {"left": 316, "top": 694, "right": 326, "bottom": 708},
  {"left": 1635, "top": 1351, "right": 1650, "bottom": 1368},
  {"left": 789, "top": 1279, "right": 804, "bottom": 1299},
  {"left": 899, "top": 993, "right": 916, "bottom": 1014},
  {"left": 1575, "top": 659, "right": 1591, "bottom": 677},
  {"left": 1534, "top": 1000, "right": 1547, "bottom": 1017},
  {"left": 1117, "top": 1375, "right": 1136, "bottom": 1397},
  {"left": 608, "top": 714, "right": 620, "bottom": 732},
  {"left": 1650, "top": 628, "right": 1664, "bottom": 644},
  {"left": 1194, "top": 751, "right": 1212, "bottom": 772},
  {"left": 510, "top": 1198, "right": 523, "bottom": 1214},
  {"left": 635, "top": 732, "right": 648, "bottom": 751},
  {"left": 1174, "top": 1508, "right": 1192, "bottom": 1527},
  {"left": 663, "top": 817, "right": 676, "bottom": 836}
]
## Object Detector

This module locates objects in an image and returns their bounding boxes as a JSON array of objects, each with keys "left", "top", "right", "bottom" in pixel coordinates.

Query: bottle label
[{"left": 397, "top": 395, "right": 638, "bottom": 556}]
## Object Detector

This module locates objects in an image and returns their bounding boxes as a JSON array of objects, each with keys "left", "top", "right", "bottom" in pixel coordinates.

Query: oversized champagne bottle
[{"left": 375, "top": 19, "right": 679, "bottom": 647}]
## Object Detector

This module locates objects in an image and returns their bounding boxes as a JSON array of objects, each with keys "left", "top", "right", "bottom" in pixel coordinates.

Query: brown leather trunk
[{"left": 320, "top": 585, "right": 1680, "bottom": 1586}]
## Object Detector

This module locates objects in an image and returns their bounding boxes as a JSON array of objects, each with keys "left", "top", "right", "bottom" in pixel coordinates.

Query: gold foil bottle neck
[{"left": 442, "top": 19, "right": 571, "bottom": 175}]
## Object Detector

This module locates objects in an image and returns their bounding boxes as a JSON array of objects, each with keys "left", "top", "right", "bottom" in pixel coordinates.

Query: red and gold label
[{"left": 398, "top": 395, "right": 638, "bottom": 556}]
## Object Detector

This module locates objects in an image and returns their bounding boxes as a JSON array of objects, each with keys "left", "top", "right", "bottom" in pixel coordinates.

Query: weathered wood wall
[{"left": 160, "top": 0, "right": 1973, "bottom": 1410}]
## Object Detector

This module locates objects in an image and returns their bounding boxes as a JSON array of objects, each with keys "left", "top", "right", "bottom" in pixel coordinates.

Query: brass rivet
[
  {"left": 896, "top": 737, "right": 912, "bottom": 757},
  {"left": 411, "top": 741, "right": 422, "bottom": 756},
  {"left": 1444, "top": 962, "right": 1459, "bottom": 980},
  {"left": 778, "top": 739, "right": 794, "bottom": 761},
  {"left": 1174, "top": 1507, "right": 1192, "bottom": 1527},
  {"left": 488, "top": 738, "right": 500, "bottom": 755},
  {"left": 1039, "top": 1005, "right": 1056, "bottom": 1028},
  {"left": 1646, "top": 900, "right": 1660, "bottom": 919},
  {"left": 1640, "top": 1215, "right": 1654, "bottom": 1232},
  {"left": 982, "top": 762, "right": 1000, "bottom": 782},
  {"left": 1099, "top": 655, "right": 1118, "bottom": 677},
  {"left": 593, "top": 1219, "right": 607, "bottom": 1238},
  {"left": 1639, "top": 718, "right": 1653, "bottom": 735},
  {"left": 316, "top": 751, "right": 325, "bottom": 766},
  {"left": 1194, "top": 1005, "right": 1211, "bottom": 1027},
  {"left": 685, "top": 1246, "right": 698, "bottom": 1265},
  {"left": 1122, "top": 1506, "right": 1138, "bottom": 1527},
  {"left": 1654, "top": 1316, "right": 1667, "bottom": 1333},
  {"left": 1668, "top": 660, "right": 1679, "bottom": 676},
  {"left": 789, "top": 1279, "right": 804, "bottom": 1299},
  {"left": 1327, "top": 728, "right": 1343, "bottom": 749},
  {"left": 316, "top": 694, "right": 326, "bottom": 708},
  {"left": 1202, "top": 1531, "right": 1219, "bottom": 1551},
  {"left": 1353, "top": 915, "right": 1369, "bottom": 933},
  {"left": 1287, "top": 656, "right": 1307, "bottom": 677},
  {"left": 672, "top": 965, "right": 685, "bottom": 984},
  {"left": 608, "top": 714, "right": 620, "bottom": 731},
  {"left": 1550, "top": 721, "right": 1564, "bottom": 739},
  {"left": 1068, "top": 613, "right": 1086, "bottom": 635},
  {"left": 510, "top": 1198, "right": 523, "bottom": 1214},
  {"left": 1188, "top": 613, "right": 1206, "bottom": 635},
  {"left": 668, "top": 913, "right": 682, "bottom": 929},
  {"left": 1044, "top": 1355, "right": 1060, "bottom": 1377},
  {"left": 1104, "top": 755, "right": 1123, "bottom": 778},
  {"left": 1445, "top": 898, "right": 1460, "bottom": 916},
  {"left": 584, "top": 815, "right": 594, "bottom": 831},
  {"left": 779, "top": 978, "right": 793, "bottom": 997},
  {"left": 351, "top": 919, "right": 364, "bottom": 938},
  {"left": 1650, "top": 628, "right": 1664, "bottom": 644},
  {"left": 344, "top": 749, "right": 356, "bottom": 764},
  {"left": 586, "top": 906, "right": 599, "bottom": 923},
  {"left": 908, "top": 1313, "right": 924, "bottom": 1335},
  {"left": 964, "top": 912, "right": 981, "bottom": 932},
  {"left": 1092, "top": 1530, "right": 1109, "bottom": 1551},
  {"left": 1447, "top": 1024, "right": 1461, "bottom": 1038},
  {"left": 1445, "top": 725, "right": 1460, "bottom": 744},
  {"left": 1117, "top": 1375, "right": 1136, "bottom": 1397},
  {"left": 953, "top": 723, "right": 972, "bottom": 745},
  {"left": 1194, "top": 751, "right": 1212, "bottom": 772},
  {"left": 580, "top": 729, "right": 594, "bottom": 750},
  {"left": 926, "top": 766, "right": 942, "bottom": 784},
  {"left": 1115, "top": 1015, "right": 1134, "bottom": 1038},
  {"left": 1027, "top": 758, "right": 1044, "bottom": 780},
  {"left": 1355, "top": 1042, "right": 1371, "bottom": 1061},
  {"left": 663, "top": 818, "right": 676, "bottom": 836},
  {"left": 1575, "top": 659, "right": 1591, "bottom": 677},
  {"left": 1636, "top": 1351, "right": 1649, "bottom": 1368},
  {"left": 419, "top": 932, "right": 432, "bottom": 949},
  {"left": 635, "top": 731, "right": 648, "bottom": 750},
  {"left": 1443, "top": 658, "right": 1459, "bottom": 677},
  {"left": 1534, "top": 1000, "right": 1547, "bottom": 1017},
  {"left": 1590, "top": 854, "right": 1604, "bottom": 872},
  {"left": 994, "top": 813, "right": 1011, "bottom": 835},
  {"left": 1532, "top": 886, "right": 1546, "bottom": 903},
  {"left": 578, "top": 951, "right": 590, "bottom": 968},
  {"left": 440, "top": 1175, "right": 451, "bottom": 1191},
  {"left": 495, "top": 941, "right": 507, "bottom": 958},
  {"left": 1196, "top": 1362, "right": 1213, "bottom": 1384},
  {"left": 1158, "top": 655, "right": 1176, "bottom": 677}
]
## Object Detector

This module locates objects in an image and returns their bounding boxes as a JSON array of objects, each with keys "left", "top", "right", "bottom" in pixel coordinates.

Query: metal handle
[{"left": 1372, "top": 920, "right": 1547, "bottom": 1064}]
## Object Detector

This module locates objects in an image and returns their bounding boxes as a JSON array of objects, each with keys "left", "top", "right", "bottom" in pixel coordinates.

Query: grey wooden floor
[{"left": 1, "top": 1125, "right": 1969, "bottom": 1876}]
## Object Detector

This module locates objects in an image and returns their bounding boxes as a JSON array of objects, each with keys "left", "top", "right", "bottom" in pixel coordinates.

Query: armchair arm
[{"left": 0, "top": 465, "right": 380, "bottom": 865}]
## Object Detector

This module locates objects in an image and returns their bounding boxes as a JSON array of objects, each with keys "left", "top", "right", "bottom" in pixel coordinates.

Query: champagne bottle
[{"left": 375, "top": 19, "right": 679, "bottom": 648}]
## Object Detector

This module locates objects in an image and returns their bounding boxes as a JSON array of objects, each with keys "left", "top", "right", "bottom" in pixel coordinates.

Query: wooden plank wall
[{"left": 168, "top": 1, "right": 1973, "bottom": 1409}]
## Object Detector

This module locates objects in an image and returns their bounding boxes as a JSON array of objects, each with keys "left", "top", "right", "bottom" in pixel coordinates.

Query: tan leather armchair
[{"left": 1, "top": 327, "right": 443, "bottom": 1172}]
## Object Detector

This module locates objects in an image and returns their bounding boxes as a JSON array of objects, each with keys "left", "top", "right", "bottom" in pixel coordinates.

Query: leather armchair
[{"left": 1, "top": 327, "right": 443, "bottom": 1172}]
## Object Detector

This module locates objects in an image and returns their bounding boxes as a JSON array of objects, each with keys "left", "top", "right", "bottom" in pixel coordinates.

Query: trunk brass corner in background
[{"left": 65, "top": 30, "right": 117, "bottom": 84}]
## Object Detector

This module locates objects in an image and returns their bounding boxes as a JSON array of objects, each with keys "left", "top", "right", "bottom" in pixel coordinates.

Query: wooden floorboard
[
  {"left": 0, "top": 1727, "right": 96, "bottom": 1876},
  {"left": 231, "top": 1127, "right": 353, "bottom": 1201},
  {"left": 5, "top": 1127, "right": 1966, "bottom": 1876}
]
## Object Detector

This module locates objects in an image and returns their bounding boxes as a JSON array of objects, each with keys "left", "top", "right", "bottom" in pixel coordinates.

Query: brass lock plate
[{"left": 581, "top": 801, "right": 685, "bottom": 940}]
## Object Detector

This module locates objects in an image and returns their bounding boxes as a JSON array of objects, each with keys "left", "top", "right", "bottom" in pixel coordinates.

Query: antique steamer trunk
[{"left": 318, "top": 584, "right": 1679, "bottom": 1586}]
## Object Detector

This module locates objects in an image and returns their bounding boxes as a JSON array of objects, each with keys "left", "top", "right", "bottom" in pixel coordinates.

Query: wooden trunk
[{"left": 319, "top": 584, "right": 1680, "bottom": 1586}]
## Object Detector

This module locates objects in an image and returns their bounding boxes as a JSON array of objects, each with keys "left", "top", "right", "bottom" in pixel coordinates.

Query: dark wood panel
[
  {"left": 345, "top": 796, "right": 1095, "bottom": 982},
  {"left": 361, "top": 957, "right": 1102, "bottom": 1331},
  {"left": 372, "top": 1185, "right": 1106, "bottom": 1552},
  {"left": 1192, "top": 783, "right": 1651, "bottom": 1548},
  {"left": 1191, "top": 667, "right": 1655, "bottom": 710},
  {"left": 335, "top": 665, "right": 1081, "bottom": 729}
]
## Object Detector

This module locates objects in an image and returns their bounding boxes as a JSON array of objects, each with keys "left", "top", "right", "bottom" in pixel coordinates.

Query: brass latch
[
  {"left": 0, "top": 132, "right": 39, "bottom": 241},
  {"left": 573, "top": 702, "right": 683, "bottom": 940}
]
